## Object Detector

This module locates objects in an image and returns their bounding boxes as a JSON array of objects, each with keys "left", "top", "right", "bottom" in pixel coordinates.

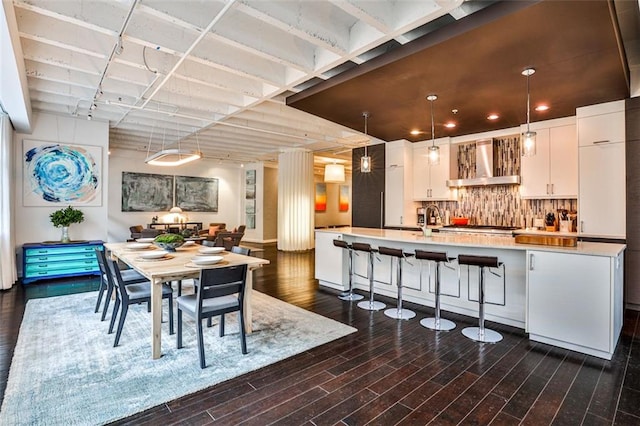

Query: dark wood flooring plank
[
  {"left": 396, "top": 371, "right": 480, "bottom": 425},
  {"left": 309, "top": 388, "right": 379, "bottom": 426},
  {"left": 519, "top": 351, "right": 586, "bottom": 425},
  {"left": 552, "top": 356, "right": 605, "bottom": 424}
]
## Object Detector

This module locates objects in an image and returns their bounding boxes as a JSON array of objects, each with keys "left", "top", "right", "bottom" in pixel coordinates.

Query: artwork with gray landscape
[
  {"left": 121, "top": 172, "right": 173, "bottom": 212},
  {"left": 175, "top": 176, "right": 219, "bottom": 212}
]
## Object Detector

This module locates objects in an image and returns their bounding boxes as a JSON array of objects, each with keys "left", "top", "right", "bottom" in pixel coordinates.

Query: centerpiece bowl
[{"left": 153, "top": 234, "right": 185, "bottom": 252}]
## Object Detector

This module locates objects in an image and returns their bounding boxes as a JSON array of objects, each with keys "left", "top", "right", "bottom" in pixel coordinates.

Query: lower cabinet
[
  {"left": 22, "top": 240, "right": 104, "bottom": 284},
  {"left": 314, "top": 231, "right": 345, "bottom": 291},
  {"left": 526, "top": 250, "right": 623, "bottom": 359}
]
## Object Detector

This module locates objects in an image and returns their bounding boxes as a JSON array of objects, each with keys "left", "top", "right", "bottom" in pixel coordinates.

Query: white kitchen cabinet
[
  {"left": 576, "top": 100, "right": 626, "bottom": 238},
  {"left": 577, "top": 100, "right": 625, "bottom": 147},
  {"left": 412, "top": 138, "right": 452, "bottom": 200},
  {"left": 578, "top": 142, "right": 625, "bottom": 238},
  {"left": 520, "top": 120, "right": 577, "bottom": 199},
  {"left": 385, "top": 140, "right": 416, "bottom": 227},
  {"left": 314, "top": 231, "right": 345, "bottom": 291},
  {"left": 527, "top": 250, "right": 623, "bottom": 359}
]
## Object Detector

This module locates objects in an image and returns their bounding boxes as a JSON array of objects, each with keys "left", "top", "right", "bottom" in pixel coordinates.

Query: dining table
[{"left": 104, "top": 241, "right": 269, "bottom": 359}]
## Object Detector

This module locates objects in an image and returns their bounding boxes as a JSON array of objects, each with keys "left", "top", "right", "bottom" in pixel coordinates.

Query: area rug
[{"left": 0, "top": 289, "right": 357, "bottom": 425}]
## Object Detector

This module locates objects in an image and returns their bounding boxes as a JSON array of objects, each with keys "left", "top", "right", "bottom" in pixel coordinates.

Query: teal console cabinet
[{"left": 22, "top": 240, "right": 104, "bottom": 284}]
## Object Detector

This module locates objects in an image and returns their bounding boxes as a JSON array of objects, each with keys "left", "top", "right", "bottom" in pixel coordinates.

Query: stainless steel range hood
[{"left": 446, "top": 139, "right": 521, "bottom": 187}]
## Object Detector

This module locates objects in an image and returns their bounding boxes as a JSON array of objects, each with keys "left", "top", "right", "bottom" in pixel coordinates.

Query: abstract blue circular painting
[{"left": 24, "top": 141, "right": 100, "bottom": 206}]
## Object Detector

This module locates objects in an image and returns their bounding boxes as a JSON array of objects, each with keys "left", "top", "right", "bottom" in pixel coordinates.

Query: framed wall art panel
[
  {"left": 23, "top": 140, "right": 102, "bottom": 206},
  {"left": 121, "top": 172, "right": 173, "bottom": 212},
  {"left": 175, "top": 176, "right": 219, "bottom": 212},
  {"left": 315, "top": 183, "right": 327, "bottom": 212}
]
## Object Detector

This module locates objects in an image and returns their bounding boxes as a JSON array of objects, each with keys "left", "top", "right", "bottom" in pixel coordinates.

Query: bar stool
[
  {"left": 378, "top": 246, "right": 415, "bottom": 320},
  {"left": 353, "top": 242, "right": 386, "bottom": 311},
  {"left": 332, "top": 239, "right": 364, "bottom": 301},
  {"left": 415, "top": 250, "right": 458, "bottom": 331},
  {"left": 457, "top": 254, "right": 505, "bottom": 343}
]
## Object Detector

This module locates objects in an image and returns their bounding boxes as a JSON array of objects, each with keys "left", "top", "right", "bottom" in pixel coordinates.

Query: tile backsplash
[{"left": 425, "top": 185, "right": 577, "bottom": 228}]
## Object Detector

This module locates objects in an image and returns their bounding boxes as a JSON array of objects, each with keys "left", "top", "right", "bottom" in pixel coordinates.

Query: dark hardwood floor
[{"left": 1, "top": 243, "right": 639, "bottom": 425}]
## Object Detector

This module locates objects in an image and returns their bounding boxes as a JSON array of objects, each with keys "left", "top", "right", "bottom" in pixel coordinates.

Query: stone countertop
[{"left": 316, "top": 227, "right": 625, "bottom": 257}]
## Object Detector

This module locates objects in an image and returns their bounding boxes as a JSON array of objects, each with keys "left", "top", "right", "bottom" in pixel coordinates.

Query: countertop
[{"left": 316, "top": 227, "right": 625, "bottom": 257}]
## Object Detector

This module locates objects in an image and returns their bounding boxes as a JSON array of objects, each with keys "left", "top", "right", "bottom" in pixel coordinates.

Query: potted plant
[
  {"left": 545, "top": 212, "right": 556, "bottom": 232},
  {"left": 50, "top": 206, "right": 85, "bottom": 243}
]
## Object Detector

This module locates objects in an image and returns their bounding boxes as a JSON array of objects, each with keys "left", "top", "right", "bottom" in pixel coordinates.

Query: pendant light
[
  {"left": 360, "top": 112, "right": 371, "bottom": 173},
  {"left": 521, "top": 67, "right": 536, "bottom": 157},
  {"left": 324, "top": 162, "right": 345, "bottom": 183},
  {"left": 427, "top": 95, "right": 439, "bottom": 165}
]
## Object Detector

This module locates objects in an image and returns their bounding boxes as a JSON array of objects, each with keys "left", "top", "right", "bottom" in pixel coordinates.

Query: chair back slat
[
  {"left": 231, "top": 246, "right": 251, "bottom": 256},
  {"left": 107, "top": 258, "right": 130, "bottom": 303},
  {"left": 94, "top": 248, "right": 108, "bottom": 275},
  {"left": 197, "top": 265, "right": 248, "bottom": 306}
]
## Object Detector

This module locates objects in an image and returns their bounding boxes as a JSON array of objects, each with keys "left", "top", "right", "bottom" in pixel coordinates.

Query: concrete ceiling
[{"left": 3, "top": 0, "right": 480, "bottom": 167}]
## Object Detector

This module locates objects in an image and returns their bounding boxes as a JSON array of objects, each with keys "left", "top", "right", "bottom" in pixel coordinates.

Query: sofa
[{"left": 129, "top": 225, "right": 164, "bottom": 240}]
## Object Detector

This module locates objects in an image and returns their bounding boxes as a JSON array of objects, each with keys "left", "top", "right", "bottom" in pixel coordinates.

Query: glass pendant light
[
  {"left": 521, "top": 68, "right": 536, "bottom": 157},
  {"left": 360, "top": 112, "right": 372, "bottom": 173},
  {"left": 427, "top": 95, "right": 439, "bottom": 166}
]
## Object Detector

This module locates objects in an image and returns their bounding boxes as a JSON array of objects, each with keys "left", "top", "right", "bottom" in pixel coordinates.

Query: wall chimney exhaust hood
[{"left": 446, "top": 139, "right": 521, "bottom": 187}]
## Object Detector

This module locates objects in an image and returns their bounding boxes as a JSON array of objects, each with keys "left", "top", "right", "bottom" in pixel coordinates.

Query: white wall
[
  {"left": 14, "top": 112, "right": 110, "bottom": 269},
  {"left": 108, "top": 148, "right": 244, "bottom": 242}
]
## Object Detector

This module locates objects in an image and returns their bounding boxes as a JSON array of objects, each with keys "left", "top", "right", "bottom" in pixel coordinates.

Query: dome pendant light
[
  {"left": 427, "top": 95, "right": 439, "bottom": 166},
  {"left": 521, "top": 68, "right": 536, "bottom": 157},
  {"left": 360, "top": 112, "right": 372, "bottom": 173}
]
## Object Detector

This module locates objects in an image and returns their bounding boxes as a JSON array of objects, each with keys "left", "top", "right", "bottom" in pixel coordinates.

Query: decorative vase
[{"left": 61, "top": 226, "right": 70, "bottom": 243}]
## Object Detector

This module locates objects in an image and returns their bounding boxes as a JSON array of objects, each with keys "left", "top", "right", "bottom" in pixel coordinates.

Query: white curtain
[
  {"left": 277, "top": 149, "right": 314, "bottom": 251},
  {"left": 0, "top": 113, "right": 17, "bottom": 289}
]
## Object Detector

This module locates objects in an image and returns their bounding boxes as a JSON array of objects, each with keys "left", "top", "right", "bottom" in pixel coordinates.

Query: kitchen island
[{"left": 316, "top": 227, "right": 625, "bottom": 360}]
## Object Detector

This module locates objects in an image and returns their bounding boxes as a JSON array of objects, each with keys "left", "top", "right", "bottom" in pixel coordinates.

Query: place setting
[
  {"left": 125, "top": 242, "right": 155, "bottom": 251},
  {"left": 197, "top": 246, "right": 226, "bottom": 255},
  {"left": 185, "top": 254, "right": 227, "bottom": 268},
  {"left": 136, "top": 250, "right": 174, "bottom": 262}
]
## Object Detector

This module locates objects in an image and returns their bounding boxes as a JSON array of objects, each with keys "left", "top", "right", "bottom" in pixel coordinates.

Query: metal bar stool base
[
  {"left": 420, "top": 317, "right": 456, "bottom": 331},
  {"left": 384, "top": 308, "right": 416, "bottom": 320},
  {"left": 339, "top": 292, "right": 364, "bottom": 301},
  {"left": 462, "top": 326, "right": 503, "bottom": 343},
  {"left": 357, "top": 300, "right": 386, "bottom": 311}
]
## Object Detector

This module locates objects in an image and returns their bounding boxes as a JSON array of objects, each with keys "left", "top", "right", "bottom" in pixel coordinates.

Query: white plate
[
  {"left": 191, "top": 255, "right": 224, "bottom": 265},
  {"left": 126, "top": 242, "right": 152, "bottom": 250},
  {"left": 135, "top": 238, "right": 155, "bottom": 243},
  {"left": 198, "top": 247, "right": 224, "bottom": 254},
  {"left": 182, "top": 240, "right": 196, "bottom": 246},
  {"left": 138, "top": 250, "right": 169, "bottom": 259}
]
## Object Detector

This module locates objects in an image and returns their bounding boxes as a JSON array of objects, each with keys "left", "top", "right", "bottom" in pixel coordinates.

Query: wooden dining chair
[
  {"left": 107, "top": 258, "right": 174, "bottom": 347},
  {"left": 176, "top": 264, "right": 248, "bottom": 369}
]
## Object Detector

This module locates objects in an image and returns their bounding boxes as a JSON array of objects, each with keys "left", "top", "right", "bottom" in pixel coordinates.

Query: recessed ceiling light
[
  {"left": 444, "top": 122, "right": 456, "bottom": 128},
  {"left": 487, "top": 114, "right": 499, "bottom": 120},
  {"left": 535, "top": 104, "right": 549, "bottom": 111},
  {"left": 410, "top": 130, "right": 421, "bottom": 135}
]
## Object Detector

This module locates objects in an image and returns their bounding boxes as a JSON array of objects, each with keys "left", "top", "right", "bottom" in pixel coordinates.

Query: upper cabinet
[
  {"left": 520, "top": 118, "right": 578, "bottom": 199},
  {"left": 577, "top": 100, "right": 626, "bottom": 238},
  {"left": 412, "top": 138, "right": 453, "bottom": 201},
  {"left": 385, "top": 140, "right": 416, "bottom": 227},
  {"left": 577, "top": 100, "right": 625, "bottom": 146}
]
